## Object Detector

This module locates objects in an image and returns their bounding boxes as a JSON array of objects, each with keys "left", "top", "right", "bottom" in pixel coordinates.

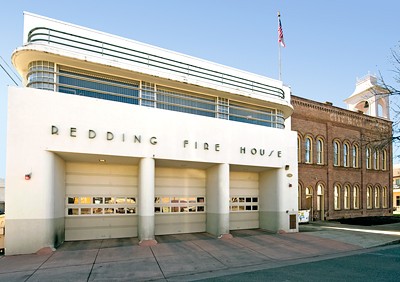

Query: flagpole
[{"left": 278, "top": 11, "right": 282, "bottom": 81}]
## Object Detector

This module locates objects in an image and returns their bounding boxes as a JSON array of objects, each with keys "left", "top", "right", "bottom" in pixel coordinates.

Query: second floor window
[
  {"left": 343, "top": 143, "right": 349, "bottom": 167},
  {"left": 381, "top": 150, "right": 387, "bottom": 171},
  {"left": 297, "top": 136, "right": 301, "bottom": 163},
  {"left": 373, "top": 150, "right": 379, "bottom": 170},
  {"left": 317, "top": 139, "right": 324, "bottom": 165},
  {"left": 352, "top": 144, "right": 359, "bottom": 168},
  {"left": 333, "top": 141, "right": 340, "bottom": 166},
  {"left": 305, "top": 137, "right": 312, "bottom": 164},
  {"left": 366, "top": 148, "right": 372, "bottom": 169}
]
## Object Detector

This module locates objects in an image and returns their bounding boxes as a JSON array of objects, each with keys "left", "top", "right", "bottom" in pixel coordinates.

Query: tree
[{"left": 378, "top": 46, "right": 400, "bottom": 157}]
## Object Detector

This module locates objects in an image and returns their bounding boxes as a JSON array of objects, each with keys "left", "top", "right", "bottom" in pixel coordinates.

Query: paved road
[{"left": 198, "top": 245, "right": 400, "bottom": 281}]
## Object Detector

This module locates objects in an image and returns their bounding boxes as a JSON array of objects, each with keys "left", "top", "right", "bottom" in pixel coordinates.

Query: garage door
[
  {"left": 155, "top": 167, "right": 206, "bottom": 235},
  {"left": 230, "top": 171, "right": 259, "bottom": 230},
  {"left": 65, "top": 162, "right": 138, "bottom": 241}
]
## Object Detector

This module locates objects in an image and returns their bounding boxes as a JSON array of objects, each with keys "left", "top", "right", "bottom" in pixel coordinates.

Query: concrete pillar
[
  {"left": 206, "top": 163, "right": 231, "bottom": 238},
  {"left": 5, "top": 151, "right": 65, "bottom": 255},
  {"left": 259, "top": 166, "right": 298, "bottom": 233},
  {"left": 138, "top": 157, "right": 157, "bottom": 245}
]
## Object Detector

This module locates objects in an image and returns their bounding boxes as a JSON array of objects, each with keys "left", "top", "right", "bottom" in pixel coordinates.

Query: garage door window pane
[
  {"left": 116, "top": 197, "right": 125, "bottom": 204},
  {"left": 93, "top": 197, "right": 103, "bottom": 204},
  {"left": 80, "top": 197, "right": 91, "bottom": 204},
  {"left": 116, "top": 208, "right": 125, "bottom": 214},
  {"left": 81, "top": 208, "right": 91, "bottom": 215},
  {"left": 93, "top": 208, "right": 103, "bottom": 214},
  {"left": 68, "top": 197, "right": 78, "bottom": 204},
  {"left": 68, "top": 208, "right": 79, "bottom": 215},
  {"left": 105, "top": 197, "right": 114, "bottom": 204}
]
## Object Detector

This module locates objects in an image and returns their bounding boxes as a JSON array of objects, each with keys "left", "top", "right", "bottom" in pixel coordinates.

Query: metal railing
[{"left": 27, "top": 27, "right": 285, "bottom": 99}]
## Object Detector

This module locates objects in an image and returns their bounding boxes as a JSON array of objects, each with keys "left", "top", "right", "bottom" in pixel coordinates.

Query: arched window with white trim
[
  {"left": 382, "top": 186, "right": 388, "bottom": 208},
  {"left": 366, "top": 148, "right": 372, "bottom": 169},
  {"left": 305, "top": 136, "right": 313, "bottom": 164},
  {"left": 298, "top": 183, "right": 302, "bottom": 209},
  {"left": 344, "top": 185, "right": 350, "bottom": 209},
  {"left": 343, "top": 143, "right": 349, "bottom": 167},
  {"left": 352, "top": 144, "right": 359, "bottom": 168},
  {"left": 334, "top": 184, "right": 341, "bottom": 210},
  {"left": 317, "top": 138, "right": 324, "bottom": 165},
  {"left": 333, "top": 141, "right": 340, "bottom": 166},
  {"left": 367, "top": 185, "right": 373, "bottom": 209},
  {"left": 353, "top": 185, "right": 360, "bottom": 209},
  {"left": 297, "top": 135, "right": 301, "bottom": 163},
  {"left": 381, "top": 149, "right": 387, "bottom": 171},
  {"left": 373, "top": 149, "right": 379, "bottom": 170},
  {"left": 374, "top": 186, "right": 381, "bottom": 208}
]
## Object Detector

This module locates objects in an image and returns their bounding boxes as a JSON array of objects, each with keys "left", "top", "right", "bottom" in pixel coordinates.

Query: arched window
[
  {"left": 343, "top": 143, "right": 349, "bottom": 167},
  {"left": 382, "top": 186, "right": 388, "bottom": 208},
  {"left": 298, "top": 183, "right": 302, "bottom": 209},
  {"left": 366, "top": 148, "right": 372, "bottom": 169},
  {"left": 373, "top": 150, "right": 379, "bottom": 170},
  {"left": 381, "top": 150, "right": 387, "bottom": 171},
  {"left": 334, "top": 184, "right": 340, "bottom": 210},
  {"left": 305, "top": 136, "right": 312, "bottom": 164},
  {"left": 353, "top": 185, "right": 360, "bottom": 209},
  {"left": 317, "top": 184, "right": 324, "bottom": 212},
  {"left": 305, "top": 186, "right": 313, "bottom": 211},
  {"left": 333, "top": 141, "right": 340, "bottom": 166},
  {"left": 367, "top": 185, "right": 373, "bottom": 209},
  {"left": 344, "top": 185, "right": 350, "bottom": 209},
  {"left": 352, "top": 144, "right": 359, "bottom": 168},
  {"left": 374, "top": 186, "right": 381, "bottom": 208},
  {"left": 317, "top": 138, "right": 324, "bottom": 165},
  {"left": 297, "top": 136, "right": 301, "bottom": 163}
]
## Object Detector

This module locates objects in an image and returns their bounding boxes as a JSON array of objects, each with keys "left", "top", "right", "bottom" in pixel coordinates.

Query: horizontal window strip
[{"left": 27, "top": 61, "right": 285, "bottom": 128}]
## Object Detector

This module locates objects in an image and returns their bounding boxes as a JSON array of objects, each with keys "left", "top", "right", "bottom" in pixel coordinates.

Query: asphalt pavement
[{"left": 1, "top": 221, "right": 400, "bottom": 281}]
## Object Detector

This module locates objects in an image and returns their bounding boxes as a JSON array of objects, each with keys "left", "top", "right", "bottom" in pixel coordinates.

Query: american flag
[{"left": 278, "top": 16, "right": 285, "bottom": 47}]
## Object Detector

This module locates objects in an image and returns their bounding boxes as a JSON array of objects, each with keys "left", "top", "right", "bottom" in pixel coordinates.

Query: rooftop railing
[{"left": 27, "top": 27, "right": 285, "bottom": 100}]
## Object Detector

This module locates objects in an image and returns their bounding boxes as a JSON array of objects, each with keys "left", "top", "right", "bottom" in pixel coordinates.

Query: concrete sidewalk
[{"left": 1, "top": 222, "right": 400, "bottom": 281}]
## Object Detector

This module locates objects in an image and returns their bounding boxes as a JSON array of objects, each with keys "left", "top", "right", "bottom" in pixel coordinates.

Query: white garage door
[
  {"left": 65, "top": 162, "right": 138, "bottom": 241},
  {"left": 154, "top": 167, "right": 206, "bottom": 235},
  {"left": 230, "top": 171, "right": 259, "bottom": 230}
]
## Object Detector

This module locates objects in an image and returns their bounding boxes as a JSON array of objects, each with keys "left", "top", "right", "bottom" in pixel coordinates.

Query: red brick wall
[{"left": 292, "top": 95, "right": 393, "bottom": 220}]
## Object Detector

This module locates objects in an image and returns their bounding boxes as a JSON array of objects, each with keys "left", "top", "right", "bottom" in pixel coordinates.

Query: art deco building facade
[
  {"left": 292, "top": 75, "right": 393, "bottom": 220},
  {"left": 5, "top": 13, "right": 298, "bottom": 255}
]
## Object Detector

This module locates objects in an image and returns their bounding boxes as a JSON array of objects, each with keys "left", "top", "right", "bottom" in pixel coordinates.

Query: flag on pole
[{"left": 278, "top": 13, "right": 285, "bottom": 47}]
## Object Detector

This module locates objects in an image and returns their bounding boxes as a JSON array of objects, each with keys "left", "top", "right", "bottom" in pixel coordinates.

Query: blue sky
[{"left": 1, "top": 0, "right": 400, "bottom": 178}]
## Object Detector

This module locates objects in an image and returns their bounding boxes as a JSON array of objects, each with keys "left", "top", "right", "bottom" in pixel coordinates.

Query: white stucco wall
[
  {"left": 0, "top": 178, "right": 4, "bottom": 203},
  {"left": 7, "top": 87, "right": 294, "bottom": 168},
  {"left": 6, "top": 86, "right": 298, "bottom": 254}
]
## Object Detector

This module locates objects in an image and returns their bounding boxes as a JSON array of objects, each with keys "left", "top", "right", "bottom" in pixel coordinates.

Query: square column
[
  {"left": 138, "top": 157, "right": 157, "bottom": 245},
  {"left": 259, "top": 167, "right": 298, "bottom": 233},
  {"left": 206, "top": 163, "right": 231, "bottom": 238}
]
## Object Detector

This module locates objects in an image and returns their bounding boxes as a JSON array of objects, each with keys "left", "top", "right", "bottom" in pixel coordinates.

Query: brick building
[{"left": 292, "top": 75, "right": 393, "bottom": 220}]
